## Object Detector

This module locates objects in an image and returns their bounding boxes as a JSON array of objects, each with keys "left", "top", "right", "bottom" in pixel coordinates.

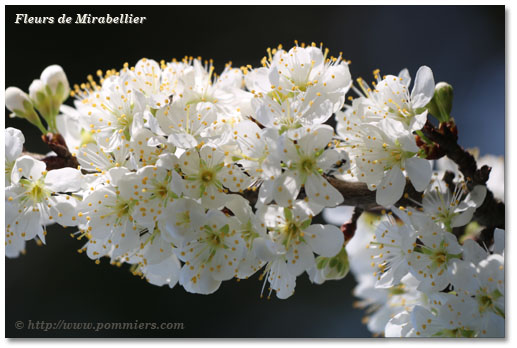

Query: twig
[{"left": 25, "top": 133, "right": 80, "bottom": 171}]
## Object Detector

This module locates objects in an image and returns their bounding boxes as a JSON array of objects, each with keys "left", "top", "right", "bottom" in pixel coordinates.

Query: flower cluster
[
  {"left": 5, "top": 42, "right": 504, "bottom": 337},
  {"left": 335, "top": 67, "right": 435, "bottom": 206},
  {"left": 337, "top": 156, "right": 505, "bottom": 337}
]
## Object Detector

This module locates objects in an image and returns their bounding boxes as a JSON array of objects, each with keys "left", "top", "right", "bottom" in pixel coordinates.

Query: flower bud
[
  {"left": 5, "top": 87, "right": 46, "bottom": 133},
  {"left": 29, "top": 79, "right": 53, "bottom": 124},
  {"left": 29, "top": 79, "right": 46, "bottom": 100},
  {"left": 29, "top": 79, "right": 48, "bottom": 107},
  {"left": 426, "top": 82, "right": 453, "bottom": 122},
  {"left": 41, "top": 65, "right": 70, "bottom": 103},
  {"left": 314, "top": 247, "right": 349, "bottom": 282},
  {"left": 5, "top": 87, "right": 31, "bottom": 113}
]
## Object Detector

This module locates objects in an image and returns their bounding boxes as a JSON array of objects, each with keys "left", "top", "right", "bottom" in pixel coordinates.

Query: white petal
[
  {"left": 317, "top": 148, "right": 341, "bottom": 171},
  {"left": 451, "top": 207, "right": 475, "bottom": 227},
  {"left": 200, "top": 184, "right": 227, "bottom": 209},
  {"left": 493, "top": 228, "right": 505, "bottom": 255},
  {"left": 5, "top": 127, "right": 25, "bottom": 162},
  {"left": 464, "top": 185, "right": 487, "bottom": 208},
  {"left": 385, "top": 311, "right": 412, "bottom": 337},
  {"left": 462, "top": 239, "right": 488, "bottom": 264},
  {"left": 11, "top": 156, "right": 46, "bottom": 183},
  {"left": 398, "top": 68, "right": 411, "bottom": 86},
  {"left": 304, "top": 224, "right": 344, "bottom": 257},
  {"left": 178, "top": 148, "right": 200, "bottom": 176},
  {"left": 180, "top": 265, "right": 221, "bottom": 295},
  {"left": 273, "top": 171, "right": 302, "bottom": 207},
  {"left": 411, "top": 66, "right": 435, "bottom": 108},
  {"left": 305, "top": 174, "right": 343, "bottom": 207},
  {"left": 253, "top": 237, "right": 278, "bottom": 262},
  {"left": 376, "top": 166, "right": 406, "bottom": 207},
  {"left": 167, "top": 132, "right": 198, "bottom": 149},
  {"left": 410, "top": 110, "right": 428, "bottom": 132},
  {"left": 297, "top": 124, "right": 334, "bottom": 154},
  {"left": 45, "top": 168, "right": 83, "bottom": 192},
  {"left": 144, "top": 255, "right": 181, "bottom": 288},
  {"left": 269, "top": 258, "right": 296, "bottom": 299},
  {"left": 286, "top": 243, "right": 314, "bottom": 276},
  {"left": 410, "top": 306, "right": 434, "bottom": 335},
  {"left": 53, "top": 199, "right": 79, "bottom": 227},
  {"left": 405, "top": 157, "right": 432, "bottom": 192},
  {"left": 322, "top": 206, "right": 354, "bottom": 226},
  {"left": 200, "top": 145, "right": 225, "bottom": 168},
  {"left": 17, "top": 209, "right": 43, "bottom": 241}
]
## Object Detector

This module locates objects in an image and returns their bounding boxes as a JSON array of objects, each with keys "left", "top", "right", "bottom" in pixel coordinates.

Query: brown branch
[
  {"left": 341, "top": 206, "right": 364, "bottom": 243},
  {"left": 421, "top": 121, "right": 489, "bottom": 189},
  {"left": 242, "top": 176, "right": 422, "bottom": 211},
  {"left": 23, "top": 133, "right": 79, "bottom": 171}
]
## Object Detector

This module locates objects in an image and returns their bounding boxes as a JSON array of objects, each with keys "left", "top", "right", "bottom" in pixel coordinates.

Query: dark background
[{"left": 5, "top": 5, "right": 505, "bottom": 338}]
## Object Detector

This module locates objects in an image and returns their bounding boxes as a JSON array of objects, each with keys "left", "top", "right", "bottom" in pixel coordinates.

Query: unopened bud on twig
[
  {"left": 5, "top": 87, "right": 46, "bottom": 133},
  {"left": 426, "top": 82, "right": 453, "bottom": 123}
]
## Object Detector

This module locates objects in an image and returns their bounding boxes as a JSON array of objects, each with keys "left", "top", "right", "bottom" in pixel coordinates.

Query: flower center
[
  {"left": 202, "top": 224, "right": 230, "bottom": 262},
  {"left": 476, "top": 288, "right": 504, "bottom": 317},
  {"left": 431, "top": 250, "right": 447, "bottom": 266},
  {"left": 28, "top": 180, "right": 49, "bottom": 203},
  {"left": 115, "top": 200, "right": 132, "bottom": 218},
  {"left": 200, "top": 169, "right": 214, "bottom": 184},
  {"left": 155, "top": 183, "right": 168, "bottom": 198},
  {"left": 300, "top": 157, "right": 316, "bottom": 173},
  {"left": 281, "top": 221, "right": 303, "bottom": 247}
]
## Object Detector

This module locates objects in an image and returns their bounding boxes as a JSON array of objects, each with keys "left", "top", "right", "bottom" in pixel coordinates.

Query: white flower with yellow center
[
  {"left": 117, "top": 164, "right": 184, "bottom": 231},
  {"left": 406, "top": 214, "right": 462, "bottom": 292},
  {"left": 349, "top": 66, "right": 434, "bottom": 132},
  {"left": 246, "top": 44, "right": 352, "bottom": 124},
  {"left": 420, "top": 180, "right": 487, "bottom": 231},
  {"left": 74, "top": 142, "right": 130, "bottom": 174},
  {"left": 155, "top": 102, "right": 225, "bottom": 149},
  {"left": 179, "top": 145, "right": 251, "bottom": 209},
  {"left": 252, "top": 93, "right": 334, "bottom": 133},
  {"left": 73, "top": 141, "right": 131, "bottom": 197},
  {"left": 6, "top": 156, "right": 82, "bottom": 243},
  {"left": 76, "top": 73, "right": 145, "bottom": 151},
  {"left": 255, "top": 201, "right": 344, "bottom": 298},
  {"left": 160, "top": 197, "right": 205, "bottom": 246},
  {"left": 231, "top": 119, "right": 282, "bottom": 183},
  {"left": 80, "top": 169, "right": 145, "bottom": 260},
  {"left": 368, "top": 215, "right": 417, "bottom": 288},
  {"left": 448, "top": 235, "right": 504, "bottom": 336},
  {"left": 225, "top": 195, "right": 268, "bottom": 278},
  {"left": 274, "top": 125, "right": 344, "bottom": 207},
  {"left": 128, "top": 58, "right": 172, "bottom": 109},
  {"left": 170, "top": 58, "right": 250, "bottom": 122},
  {"left": 408, "top": 293, "right": 483, "bottom": 337},
  {"left": 178, "top": 210, "right": 245, "bottom": 294},
  {"left": 338, "top": 115, "right": 432, "bottom": 207}
]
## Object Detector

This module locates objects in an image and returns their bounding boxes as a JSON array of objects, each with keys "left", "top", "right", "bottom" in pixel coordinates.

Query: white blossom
[
  {"left": 6, "top": 156, "right": 82, "bottom": 244},
  {"left": 274, "top": 125, "right": 344, "bottom": 207}
]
